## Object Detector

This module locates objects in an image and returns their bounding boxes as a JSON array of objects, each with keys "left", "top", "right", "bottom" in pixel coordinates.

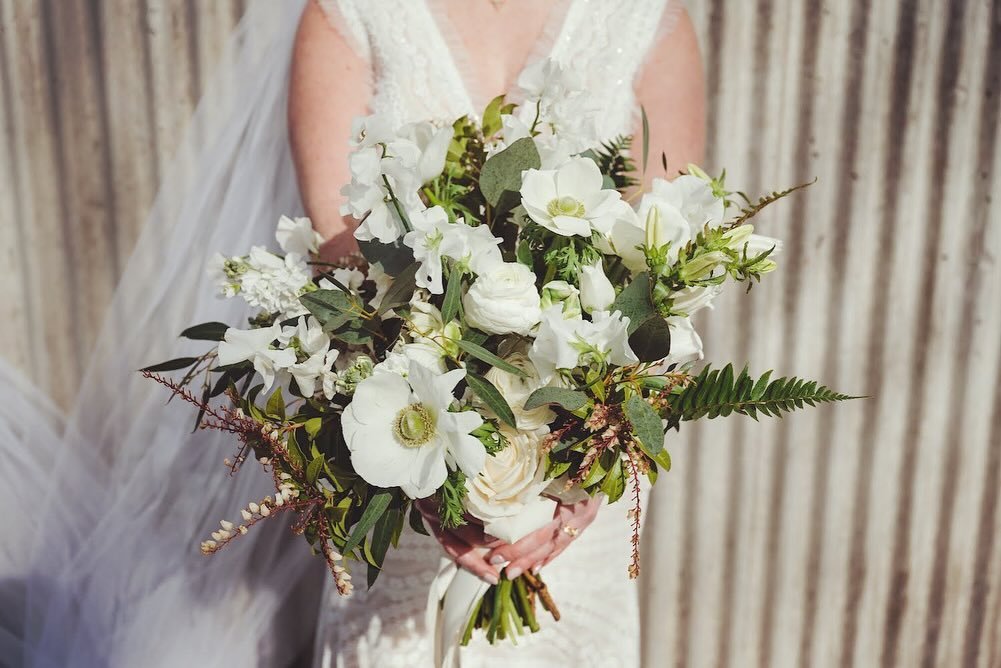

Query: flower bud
[
  {"left": 578, "top": 259, "right": 616, "bottom": 313},
  {"left": 540, "top": 280, "right": 582, "bottom": 318}
]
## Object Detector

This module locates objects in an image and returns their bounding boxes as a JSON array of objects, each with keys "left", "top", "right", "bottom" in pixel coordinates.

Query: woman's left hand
[{"left": 485, "top": 496, "right": 602, "bottom": 579}]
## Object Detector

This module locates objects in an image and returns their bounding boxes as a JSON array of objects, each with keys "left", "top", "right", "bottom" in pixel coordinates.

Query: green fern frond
[
  {"left": 665, "top": 364, "right": 859, "bottom": 427},
  {"left": 588, "top": 135, "right": 639, "bottom": 189}
]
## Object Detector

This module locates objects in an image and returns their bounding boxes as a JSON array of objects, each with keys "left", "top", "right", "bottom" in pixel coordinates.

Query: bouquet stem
[{"left": 461, "top": 571, "right": 560, "bottom": 646}]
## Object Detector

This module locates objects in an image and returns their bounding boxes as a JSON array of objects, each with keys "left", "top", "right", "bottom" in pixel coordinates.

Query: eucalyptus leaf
[
  {"left": 300, "top": 289, "right": 356, "bottom": 326},
  {"left": 358, "top": 238, "right": 413, "bottom": 276},
  {"left": 479, "top": 137, "right": 541, "bottom": 208},
  {"left": 465, "top": 373, "right": 517, "bottom": 428},
  {"left": 611, "top": 273, "right": 657, "bottom": 335},
  {"left": 625, "top": 395, "right": 665, "bottom": 455},
  {"left": 523, "top": 387, "right": 588, "bottom": 411},
  {"left": 377, "top": 262, "right": 420, "bottom": 315},
  {"left": 628, "top": 315, "right": 672, "bottom": 362},
  {"left": 180, "top": 321, "right": 229, "bottom": 341},
  {"left": 141, "top": 357, "right": 199, "bottom": 373},
  {"left": 342, "top": 490, "right": 393, "bottom": 557},
  {"left": 454, "top": 340, "right": 527, "bottom": 377}
]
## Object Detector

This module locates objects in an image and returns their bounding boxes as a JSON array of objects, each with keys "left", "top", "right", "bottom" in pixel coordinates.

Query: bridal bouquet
[{"left": 144, "top": 60, "right": 852, "bottom": 655}]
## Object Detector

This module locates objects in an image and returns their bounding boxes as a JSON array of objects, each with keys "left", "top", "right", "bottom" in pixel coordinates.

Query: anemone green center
[
  {"left": 394, "top": 403, "right": 436, "bottom": 448},
  {"left": 547, "top": 195, "right": 586, "bottom": 218}
]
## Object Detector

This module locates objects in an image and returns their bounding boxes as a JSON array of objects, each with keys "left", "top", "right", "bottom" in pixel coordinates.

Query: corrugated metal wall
[{"left": 1, "top": 1, "right": 998, "bottom": 666}]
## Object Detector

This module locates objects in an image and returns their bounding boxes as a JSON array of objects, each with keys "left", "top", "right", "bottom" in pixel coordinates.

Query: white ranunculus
[
  {"left": 483, "top": 349, "right": 554, "bottom": 431},
  {"left": 464, "top": 427, "right": 557, "bottom": 544},
  {"left": 462, "top": 262, "right": 542, "bottom": 336},
  {"left": 520, "top": 157, "right": 623, "bottom": 237},
  {"left": 276, "top": 215, "right": 323, "bottom": 257},
  {"left": 578, "top": 258, "right": 616, "bottom": 313},
  {"left": 342, "top": 362, "right": 485, "bottom": 499}
]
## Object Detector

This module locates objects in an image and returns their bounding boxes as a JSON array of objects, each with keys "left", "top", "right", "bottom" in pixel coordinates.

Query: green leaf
[
  {"left": 358, "top": 238, "right": 413, "bottom": 276},
  {"left": 466, "top": 373, "right": 517, "bottom": 428},
  {"left": 454, "top": 339, "right": 527, "bottom": 377},
  {"left": 300, "top": 289, "right": 356, "bottom": 326},
  {"left": 640, "top": 105, "right": 650, "bottom": 174},
  {"left": 180, "top": 322, "right": 229, "bottom": 341},
  {"left": 625, "top": 395, "right": 665, "bottom": 455},
  {"left": 601, "top": 456, "right": 626, "bottom": 503},
  {"left": 266, "top": 388, "right": 285, "bottom": 420},
  {"left": 377, "top": 262, "right": 420, "bottom": 315},
  {"left": 481, "top": 94, "right": 507, "bottom": 137},
  {"left": 306, "top": 456, "right": 324, "bottom": 484},
  {"left": 628, "top": 315, "right": 672, "bottom": 362},
  {"left": 441, "top": 267, "right": 464, "bottom": 322},
  {"left": 367, "top": 507, "right": 401, "bottom": 587},
  {"left": 611, "top": 273, "right": 657, "bottom": 335},
  {"left": 141, "top": 357, "right": 199, "bottom": 373},
  {"left": 479, "top": 137, "right": 541, "bottom": 208},
  {"left": 523, "top": 387, "right": 588, "bottom": 411},
  {"left": 342, "top": 490, "right": 393, "bottom": 557},
  {"left": 408, "top": 502, "right": 429, "bottom": 536}
]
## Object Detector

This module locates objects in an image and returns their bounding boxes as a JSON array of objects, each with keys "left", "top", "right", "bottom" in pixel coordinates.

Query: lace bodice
[
  {"left": 319, "top": 0, "right": 675, "bottom": 137},
  {"left": 312, "top": 1, "right": 676, "bottom": 665}
]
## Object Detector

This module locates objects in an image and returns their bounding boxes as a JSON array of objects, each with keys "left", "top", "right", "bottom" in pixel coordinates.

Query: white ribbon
[{"left": 426, "top": 556, "right": 491, "bottom": 668}]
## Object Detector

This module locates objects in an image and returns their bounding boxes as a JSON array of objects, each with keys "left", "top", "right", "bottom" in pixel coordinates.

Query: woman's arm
[
  {"left": 634, "top": 7, "right": 707, "bottom": 183},
  {"left": 288, "top": 1, "right": 371, "bottom": 260}
]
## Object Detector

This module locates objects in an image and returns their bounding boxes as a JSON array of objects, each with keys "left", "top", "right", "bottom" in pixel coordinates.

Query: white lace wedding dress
[{"left": 312, "top": 2, "right": 676, "bottom": 666}]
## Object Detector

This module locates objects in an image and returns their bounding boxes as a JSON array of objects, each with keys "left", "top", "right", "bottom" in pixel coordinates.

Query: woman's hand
[
  {"left": 415, "top": 499, "right": 505, "bottom": 585},
  {"left": 486, "top": 496, "right": 602, "bottom": 579}
]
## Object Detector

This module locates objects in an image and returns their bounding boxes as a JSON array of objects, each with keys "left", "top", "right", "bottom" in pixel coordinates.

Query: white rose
[
  {"left": 464, "top": 427, "right": 557, "bottom": 544},
  {"left": 462, "top": 262, "right": 542, "bottom": 335},
  {"left": 484, "top": 350, "right": 555, "bottom": 431}
]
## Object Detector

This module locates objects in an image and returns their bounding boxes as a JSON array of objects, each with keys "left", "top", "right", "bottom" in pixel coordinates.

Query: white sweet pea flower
[
  {"left": 462, "top": 262, "right": 542, "bottom": 335},
  {"left": 670, "top": 284, "right": 722, "bottom": 317},
  {"left": 404, "top": 207, "right": 505, "bottom": 294},
  {"left": 276, "top": 215, "right": 323, "bottom": 256},
  {"left": 649, "top": 316, "right": 704, "bottom": 373},
  {"left": 529, "top": 307, "right": 638, "bottom": 383},
  {"left": 464, "top": 427, "right": 557, "bottom": 544},
  {"left": 578, "top": 258, "right": 616, "bottom": 313},
  {"left": 520, "top": 157, "right": 623, "bottom": 237},
  {"left": 318, "top": 267, "right": 365, "bottom": 293},
  {"left": 601, "top": 202, "right": 647, "bottom": 274},
  {"left": 278, "top": 316, "right": 334, "bottom": 397},
  {"left": 217, "top": 322, "right": 296, "bottom": 391},
  {"left": 393, "top": 121, "right": 453, "bottom": 183},
  {"left": 349, "top": 114, "right": 397, "bottom": 148},
  {"left": 366, "top": 262, "right": 394, "bottom": 310},
  {"left": 341, "top": 362, "right": 485, "bottom": 499},
  {"left": 483, "top": 348, "right": 555, "bottom": 431},
  {"left": 648, "top": 174, "right": 725, "bottom": 233}
]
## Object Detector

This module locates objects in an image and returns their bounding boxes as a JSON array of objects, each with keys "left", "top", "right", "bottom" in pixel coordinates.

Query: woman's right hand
[{"left": 415, "top": 498, "right": 504, "bottom": 585}]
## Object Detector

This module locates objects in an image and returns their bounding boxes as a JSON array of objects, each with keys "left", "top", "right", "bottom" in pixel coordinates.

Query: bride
[{"left": 1, "top": 1, "right": 704, "bottom": 666}]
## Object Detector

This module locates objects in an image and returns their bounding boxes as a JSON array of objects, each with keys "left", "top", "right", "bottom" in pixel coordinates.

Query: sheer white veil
[{"left": 0, "top": 1, "right": 326, "bottom": 665}]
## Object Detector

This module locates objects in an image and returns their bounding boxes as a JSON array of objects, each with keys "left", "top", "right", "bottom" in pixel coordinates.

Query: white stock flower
[
  {"left": 521, "top": 157, "right": 623, "bottom": 237},
  {"left": 578, "top": 258, "right": 615, "bottom": 313},
  {"left": 464, "top": 427, "right": 557, "bottom": 544},
  {"left": 235, "top": 247, "right": 311, "bottom": 318},
  {"left": 483, "top": 348, "right": 555, "bottom": 431},
  {"left": 462, "top": 262, "right": 542, "bottom": 335},
  {"left": 341, "top": 363, "right": 485, "bottom": 499},
  {"left": 276, "top": 215, "right": 323, "bottom": 256}
]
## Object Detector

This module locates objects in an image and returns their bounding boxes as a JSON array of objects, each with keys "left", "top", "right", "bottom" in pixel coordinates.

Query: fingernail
[
  {"left": 507, "top": 567, "right": 522, "bottom": 579},
  {"left": 490, "top": 555, "right": 506, "bottom": 565},
  {"left": 532, "top": 564, "right": 542, "bottom": 574},
  {"left": 485, "top": 574, "right": 499, "bottom": 585}
]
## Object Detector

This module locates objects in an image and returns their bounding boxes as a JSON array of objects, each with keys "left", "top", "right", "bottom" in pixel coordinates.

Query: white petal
[
  {"left": 483, "top": 497, "right": 557, "bottom": 544},
  {"left": 550, "top": 215, "right": 593, "bottom": 237},
  {"left": 556, "top": 157, "right": 602, "bottom": 198},
  {"left": 446, "top": 432, "right": 487, "bottom": 479},
  {"left": 349, "top": 371, "right": 412, "bottom": 424},
  {"left": 519, "top": 169, "right": 558, "bottom": 209}
]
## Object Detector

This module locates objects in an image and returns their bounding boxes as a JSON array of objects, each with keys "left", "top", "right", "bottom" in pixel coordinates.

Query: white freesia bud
[
  {"left": 462, "top": 262, "right": 542, "bottom": 335},
  {"left": 540, "top": 280, "right": 582, "bottom": 318},
  {"left": 578, "top": 259, "right": 616, "bottom": 313}
]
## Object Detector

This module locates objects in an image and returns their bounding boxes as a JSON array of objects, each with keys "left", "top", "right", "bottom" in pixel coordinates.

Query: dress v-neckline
[{"left": 420, "top": 0, "right": 577, "bottom": 114}]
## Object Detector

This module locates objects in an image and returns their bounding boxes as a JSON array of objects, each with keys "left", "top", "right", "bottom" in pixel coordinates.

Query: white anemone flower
[
  {"left": 341, "top": 362, "right": 485, "bottom": 499},
  {"left": 520, "top": 157, "right": 622, "bottom": 237}
]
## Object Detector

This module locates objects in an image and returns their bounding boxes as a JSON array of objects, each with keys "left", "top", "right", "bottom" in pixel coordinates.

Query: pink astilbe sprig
[{"left": 142, "top": 370, "right": 354, "bottom": 594}]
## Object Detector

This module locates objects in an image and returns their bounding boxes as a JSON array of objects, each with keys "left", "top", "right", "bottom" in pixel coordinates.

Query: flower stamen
[
  {"left": 393, "top": 403, "right": 436, "bottom": 448},
  {"left": 547, "top": 196, "right": 586, "bottom": 218}
]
